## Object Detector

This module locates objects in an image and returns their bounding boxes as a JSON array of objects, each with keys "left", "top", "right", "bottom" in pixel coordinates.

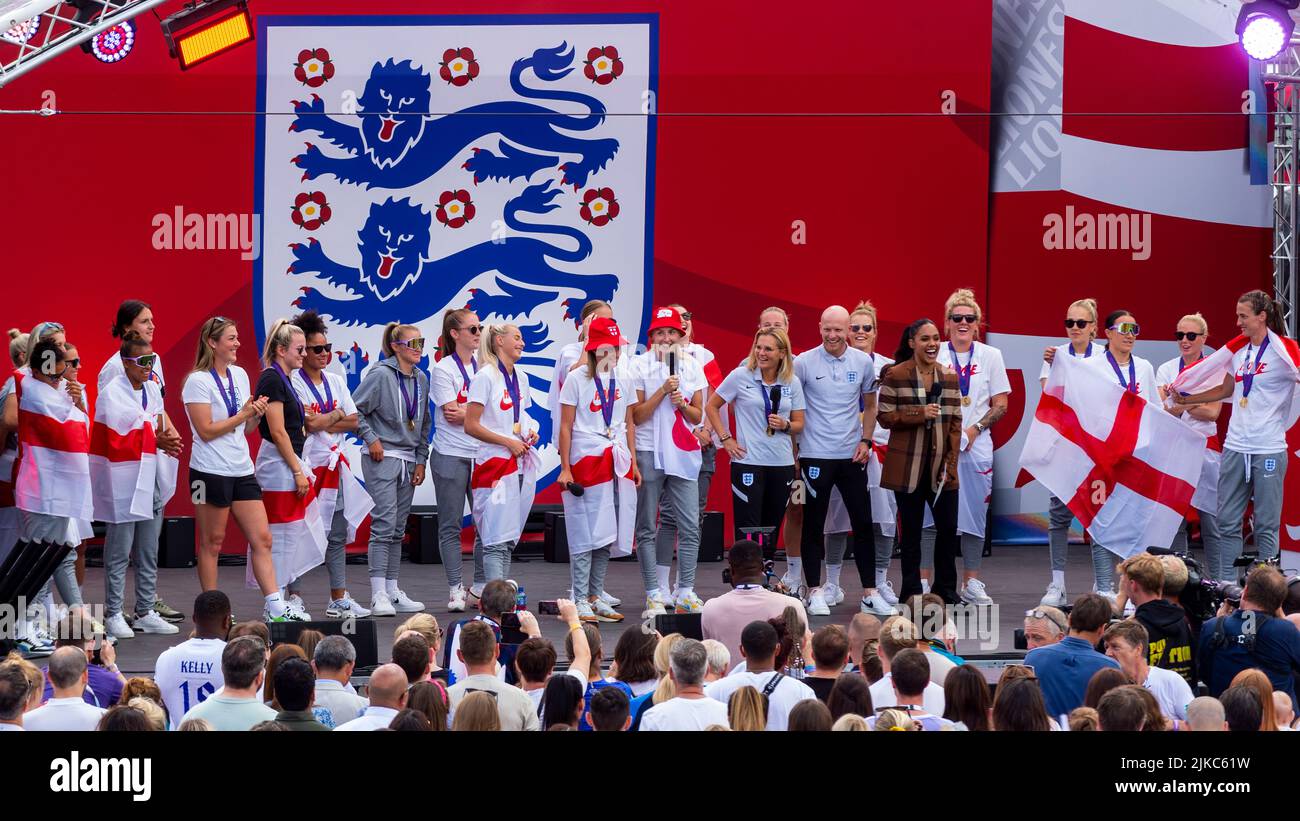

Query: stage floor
[{"left": 65, "top": 542, "right": 1179, "bottom": 675}]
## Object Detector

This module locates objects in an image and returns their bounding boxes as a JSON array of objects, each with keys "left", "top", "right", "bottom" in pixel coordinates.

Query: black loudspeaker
[
  {"left": 699, "top": 510, "right": 724, "bottom": 563},
  {"left": 158, "top": 517, "right": 196, "bottom": 569},
  {"left": 654, "top": 612, "right": 703, "bottom": 640},
  {"left": 405, "top": 511, "right": 442, "bottom": 564},
  {"left": 268, "top": 618, "right": 379, "bottom": 669},
  {"left": 543, "top": 511, "right": 569, "bottom": 563}
]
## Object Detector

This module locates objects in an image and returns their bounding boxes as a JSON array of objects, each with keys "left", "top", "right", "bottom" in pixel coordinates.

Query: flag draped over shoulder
[
  {"left": 15, "top": 376, "right": 92, "bottom": 522},
  {"left": 89, "top": 376, "right": 159, "bottom": 523},
  {"left": 253, "top": 442, "right": 326, "bottom": 588},
  {"left": 1166, "top": 330, "right": 1300, "bottom": 428}
]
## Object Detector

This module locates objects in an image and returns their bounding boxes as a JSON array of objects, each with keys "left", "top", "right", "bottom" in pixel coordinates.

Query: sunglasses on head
[
  {"left": 38, "top": 321, "right": 65, "bottom": 333},
  {"left": 456, "top": 324, "right": 482, "bottom": 335},
  {"left": 123, "top": 354, "right": 157, "bottom": 370},
  {"left": 396, "top": 337, "right": 426, "bottom": 352},
  {"left": 1109, "top": 322, "right": 1140, "bottom": 336},
  {"left": 307, "top": 343, "right": 333, "bottom": 355},
  {"left": 949, "top": 314, "right": 978, "bottom": 324},
  {"left": 1174, "top": 331, "right": 1201, "bottom": 342},
  {"left": 1063, "top": 318, "right": 1092, "bottom": 330},
  {"left": 850, "top": 324, "right": 874, "bottom": 333}
]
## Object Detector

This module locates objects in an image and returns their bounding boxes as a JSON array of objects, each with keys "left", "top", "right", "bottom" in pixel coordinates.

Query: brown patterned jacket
[{"left": 876, "top": 358, "right": 962, "bottom": 493}]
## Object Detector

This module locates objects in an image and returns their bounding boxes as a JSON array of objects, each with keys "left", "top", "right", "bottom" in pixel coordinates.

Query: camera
[
  {"left": 722, "top": 558, "right": 803, "bottom": 600},
  {"left": 1150, "top": 548, "right": 1256, "bottom": 624}
]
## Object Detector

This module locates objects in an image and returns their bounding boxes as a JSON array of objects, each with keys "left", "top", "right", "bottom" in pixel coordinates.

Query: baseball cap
[
  {"left": 647, "top": 306, "right": 684, "bottom": 334},
  {"left": 584, "top": 317, "right": 629, "bottom": 351}
]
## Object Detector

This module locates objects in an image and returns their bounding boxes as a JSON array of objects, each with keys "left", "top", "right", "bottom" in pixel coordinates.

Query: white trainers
[
  {"left": 1094, "top": 588, "right": 1118, "bottom": 608},
  {"left": 265, "top": 605, "right": 309, "bottom": 622},
  {"left": 960, "top": 578, "right": 994, "bottom": 606},
  {"left": 642, "top": 591, "right": 668, "bottom": 618},
  {"left": 821, "top": 582, "right": 845, "bottom": 607},
  {"left": 106, "top": 613, "right": 135, "bottom": 640},
  {"left": 598, "top": 590, "right": 622, "bottom": 609},
  {"left": 590, "top": 597, "right": 624, "bottom": 623},
  {"left": 370, "top": 591, "right": 397, "bottom": 617},
  {"left": 674, "top": 590, "right": 705, "bottom": 614},
  {"left": 326, "top": 594, "right": 371, "bottom": 619},
  {"left": 860, "top": 593, "right": 898, "bottom": 616},
  {"left": 447, "top": 584, "right": 467, "bottom": 613},
  {"left": 807, "top": 590, "right": 831, "bottom": 616},
  {"left": 390, "top": 589, "right": 424, "bottom": 613},
  {"left": 1040, "top": 582, "right": 1067, "bottom": 608},
  {"left": 780, "top": 570, "right": 801, "bottom": 592},
  {"left": 577, "top": 599, "right": 599, "bottom": 622},
  {"left": 286, "top": 593, "right": 306, "bottom": 614},
  {"left": 877, "top": 579, "right": 900, "bottom": 606},
  {"left": 133, "top": 610, "right": 180, "bottom": 635}
]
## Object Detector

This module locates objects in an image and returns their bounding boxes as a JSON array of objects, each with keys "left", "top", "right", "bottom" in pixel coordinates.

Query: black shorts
[{"left": 189, "top": 469, "right": 261, "bottom": 508}]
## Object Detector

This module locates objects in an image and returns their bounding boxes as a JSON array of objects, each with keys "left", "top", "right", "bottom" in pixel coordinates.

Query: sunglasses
[
  {"left": 1108, "top": 322, "right": 1140, "bottom": 336},
  {"left": 307, "top": 344, "right": 333, "bottom": 354},
  {"left": 38, "top": 320, "right": 65, "bottom": 333},
  {"left": 949, "top": 314, "right": 978, "bottom": 324},
  {"left": 64, "top": 358, "right": 81, "bottom": 368},
  {"left": 456, "top": 324, "right": 482, "bottom": 335},
  {"left": 850, "top": 324, "right": 874, "bottom": 333},
  {"left": 1024, "top": 609, "right": 1066, "bottom": 633},
  {"left": 680, "top": 312, "right": 693, "bottom": 322},
  {"left": 1173, "top": 332, "right": 1201, "bottom": 342},
  {"left": 395, "top": 337, "right": 426, "bottom": 352},
  {"left": 1063, "top": 319, "right": 1092, "bottom": 330},
  {"left": 123, "top": 354, "right": 157, "bottom": 370}
]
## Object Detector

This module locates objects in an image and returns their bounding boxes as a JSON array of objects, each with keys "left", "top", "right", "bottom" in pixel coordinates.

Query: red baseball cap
[
  {"left": 584, "top": 317, "right": 629, "bottom": 351},
  {"left": 646, "top": 306, "right": 685, "bottom": 334}
]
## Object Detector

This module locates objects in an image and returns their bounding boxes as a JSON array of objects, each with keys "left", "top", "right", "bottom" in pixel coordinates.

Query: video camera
[{"left": 1148, "top": 548, "right": 1265, "bottom": 624}]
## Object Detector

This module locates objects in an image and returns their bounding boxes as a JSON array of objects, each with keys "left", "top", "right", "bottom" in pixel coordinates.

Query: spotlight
[
  {"left": 90, "top": 19, "right": 133, "bottom": 63},
  {"left": 1237, "top": 0, "right": 1299, "bottom": 60},
  {"left": 160, "top": 0, "right": 253, "bottom": 71}
]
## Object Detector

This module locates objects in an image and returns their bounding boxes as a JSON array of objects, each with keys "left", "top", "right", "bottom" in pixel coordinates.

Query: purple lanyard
[
  {"left": 396, "top": 368, "right": 418, "bottom": 426},
  {"left": 498, "top": 362, "right": 521, "bottom": 426},
  {"left": 1243, "top": 336, "right": 1269, "bottom": 400},
  {"left": 756, "top": 377, "right": 777, "bottom": 417},
  {"left": 593, "top": 371, "right": 616, "bottom": 429},
  {"left": 949, "top": 342, "right": 973, "bottom": 398},
  {"left": 1106, "top": 351, "right": 1137, "bottom": 394},
  {"left": 1068, "top": 343, "right": 1092, "bottom": 358},
  {"left": 1177, "top": 353, "right": 1204, "bottom": 374},
  {"left": 140, "top": 387, "right": 148, "bottom": 411},
  {"left": 303, "top": 371, "right": 335, "bottom": 412},
  {"left": 453, "top": 354, "right": 478, "bottom": 394},
  {"left": 209, "top": 368, "right": 239, "bottom": 418},
  {"left": 272, "top": 363, "right": 305, "bottom": 422}
]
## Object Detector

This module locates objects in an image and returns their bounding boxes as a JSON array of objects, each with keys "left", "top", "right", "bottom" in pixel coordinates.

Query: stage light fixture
[
  {"left": 1237, "top": 0, "right": 1299, "bottom": 60},
  {"left": 160, "top": 0, "right": 252, "bottom": 70},
  {"left": 90, "top": 18, "right": 132, "bottom": 62}
]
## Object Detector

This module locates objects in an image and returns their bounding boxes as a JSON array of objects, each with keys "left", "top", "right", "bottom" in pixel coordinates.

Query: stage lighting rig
[
  {"left": 1238, "top": 0, "right": 1300, "bottom": 60},
  {"left": 160, "top": 0, "right": 252, "bottom": 70}
]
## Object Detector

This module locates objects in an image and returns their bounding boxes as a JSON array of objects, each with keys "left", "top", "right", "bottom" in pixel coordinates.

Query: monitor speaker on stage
[
  {"left": 699, "top": 511, "right": 724, "bottom": 563},
  {"left": 405, "top": 512, "right": 441, "bottom": 564},
  {"left": 654, "top": 612, "right": 702, "bottom": 640},
  {"left": 268, "top": 619, "right": 379, "bottom": 669},
  {"left": 158, "top": 517, "right": 196, "bottom": 569},
  {"left": 543, "top": 511, "right": 569, "bottom": 563}
]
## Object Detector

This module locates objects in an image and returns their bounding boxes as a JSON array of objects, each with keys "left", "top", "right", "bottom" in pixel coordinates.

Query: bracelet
[
  {"left": 567, "top": 622, "right": 582, "bottom": 633},
  {"left": 718, "top": 432, "right": 733, "bottom": 442}
]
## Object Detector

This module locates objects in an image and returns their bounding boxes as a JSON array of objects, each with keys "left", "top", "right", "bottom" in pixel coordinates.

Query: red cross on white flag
[{"left": 1022, "top": 354, "right": 1207, "bottom": 558}]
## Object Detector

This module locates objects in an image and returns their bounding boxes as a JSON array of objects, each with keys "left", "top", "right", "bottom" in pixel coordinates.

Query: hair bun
[{"left": 7, "top": 329, "right": 18, "bottom": 340}]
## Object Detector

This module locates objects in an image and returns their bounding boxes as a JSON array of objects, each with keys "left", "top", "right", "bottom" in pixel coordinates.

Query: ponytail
[
  {"left": 885, "top": 318, "right": 938, "bottom": 376},
  {"left": 191, "top": 317, "right": 237, "bottom": 373},
  {"left": 478, "top": 323, "right": 520, "bottom": 370},
  {"left": 438, "top": 309, "right": 475, "bottom": 358},
  {"left": 1239, "top": 289, "right": 1285, "bottom": 335},
  {"left": 262, "top": 319, "right": 304, "bottom": 367},
  {"left": 381, "top": 321, "right": 420, "bottom": 358}
]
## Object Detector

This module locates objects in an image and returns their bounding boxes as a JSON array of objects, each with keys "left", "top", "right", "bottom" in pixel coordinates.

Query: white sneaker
[
  {"left": 598, "top": 590, "right": 622, "bottom": 609},
  {"left": 960, "top": 578, "right": 994, "bottom": 606},
  {"left": 920, "top": 579, "right": 931, "bottom": 595},
  {"left": 370, "top": 591, "right": 397, "bottom": 617},
  {"left": 590, "top": 597, "right": 624, "bottom": 623},
  {"left": 674, "top": 590, "right": 705, "bottom": 614},
  {"left": 642, "top": 591, "right": 668, "bottom": 618},
  {"left": 447, "top": 584, "right": 467, "bottom": 613},
  {"left": 877, "top": 579, "right": 900, "bottom": 606},
  {"left": 1094, "top": 587, "right": 1118, "bottom": 608},
  {"left": 106, "top": 613, "right": 135, "bottom": 640},
  {"left": 133, "top": 610, "right": 180, "bottom": 635},
  {"left": 807, "top": 590, "right": 831, "bottom": 616},
  {"left": 326, "top": 595, "right": 371, "bottom": 619},
  {"left": 1040, "top": 582, "right": 1067, "bottom": 608},
  {"left": 286, "top": 593, "right": 306, "bottom": 613},
  {"left": 265, "top": 605, "right": 309, "bottom": 622},
  {"left": 860, "top": 593, "right": 898, "bottom": 616},
  {"left": 780, "top": 570, "right": 801, "bottom": 591},
  {"left": 390, "top": 589, "right": 424, "bottom": 613},
  {"left": 821, "top": 582, "right": 845, "bottom": 607}
]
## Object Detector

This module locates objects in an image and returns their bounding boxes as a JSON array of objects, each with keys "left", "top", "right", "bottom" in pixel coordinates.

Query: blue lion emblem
[
  {"left": 288, "top": 179, "right": 617, "bottom": 326},
  {"left": 289, "top": 44, "right": 618, "bottom": 190}
]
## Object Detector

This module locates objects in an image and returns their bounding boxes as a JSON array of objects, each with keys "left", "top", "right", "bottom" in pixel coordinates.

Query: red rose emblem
[
  {"left": 290, "top": 191, "right": 332, "bottom": 230},
  {"left": 294, "top": 48, "right": 335, "bottom": 88},
  {"left": 579, "top": 187, "right": 619, "bottom": 227},
  {"left": 583, "top": 46, "right": 624, "bottom": 85},
  {"left": 439, "top": 47, "right": 480, "bottom": 87},
  {"left": 436, "top": 189, "right": 476, "bottom": 228}
]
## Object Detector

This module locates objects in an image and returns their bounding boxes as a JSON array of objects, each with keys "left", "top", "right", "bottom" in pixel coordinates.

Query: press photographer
[{"left": 1198, "top": 564, "right": 1300, "bottom": 712}]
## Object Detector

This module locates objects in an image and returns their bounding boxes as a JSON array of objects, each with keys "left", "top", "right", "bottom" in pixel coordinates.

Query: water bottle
[{"left": 515, "top": 584, "right": 527, "bottom": 611}]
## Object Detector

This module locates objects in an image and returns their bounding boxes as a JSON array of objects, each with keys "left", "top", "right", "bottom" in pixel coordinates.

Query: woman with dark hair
[
  {"left": 96, "top": 704, "right": 154, "bottom": 731},
  {"left": 942, "top": 664, "right": 992, "bottom": 731},
  {"left": 406, "top": 680, "right": 450, "bottom": 731},
  {"left": 877, "top": 319, "right": 963, "bottom": 603},
  {"left": 1083, "top": 666, "right": 1131, "bottom": 709},
  {"left": 787, "top": 698, "right": 833, "bottom": 731},
  {"left": 825, "top": 673, "right": 873, "bottom": 721},
  {"left": 388, "top": 708, "right": 433, "bottom": 731},
  {"left": 610, "top": 628, "right": 659, "bottom": 697},
  {"left": 991, "top": 677, "right": 1052, "bottom": 731},
  {"left": 540, "top": 672, "right": 585, "bottom": 731},
  {"left": 99, "top": 300, "right": 162, "bottom": 392}
]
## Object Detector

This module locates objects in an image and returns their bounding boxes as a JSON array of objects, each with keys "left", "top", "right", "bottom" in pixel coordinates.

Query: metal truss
[
  {"left": 0, "top": 0, "right": 167, "bottom": 88},
  {"left": 1266, "top": 44, "right": 1300, "bottom": 336}
]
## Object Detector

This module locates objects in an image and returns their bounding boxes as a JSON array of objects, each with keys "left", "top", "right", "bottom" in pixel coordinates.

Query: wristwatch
[{"left": 974, "top": 422, "right": 987, "bottom": 434}]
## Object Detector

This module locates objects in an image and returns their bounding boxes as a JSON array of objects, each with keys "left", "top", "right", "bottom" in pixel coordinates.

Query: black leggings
[
  {"left": 730, "top": 463, "right": 795, "bottom": 553},
  {"left": 799, "top": 458, "right": 875, "bottom": 589},
  {"left": 896, "top": 484, "right": 960, "bottom": 604}
]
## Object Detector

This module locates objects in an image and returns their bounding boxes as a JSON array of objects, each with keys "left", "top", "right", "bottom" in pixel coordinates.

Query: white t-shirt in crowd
[
  {"left": 1084, "top": 350, "right": 1157, "bottom": 404},
  {"left": 291, "top": 369, "right": 358, "bottom": 449},
  {"left": 793, "top": 346, "right": 874, "bottom": 460},
  {"left": 430, "top": 353, "right": 482, "bottom": 459},
  {"left": 714, "top": 365, "right": 804, "bottom": 467},
  {"left": 937, "top": 341, "right": 1011, "bottom": 430},
  {"left": 629, "top": 351, "right": 707, "bottom": 453},
  {"left": 704, "top": 670, "right": 817, "bottom": 731},
  {"left": 182, "top": 366, "right": 254, "bottom": 476},
  {"left": 24, "top": 697, "right": 106, "bottom": 731},
  {"left": 1040, "top": 341, "right": 1107, "bottom": 381},
  {"left": 1143, "top": 665, "right": 1194, "bottom": 722},
  {"left": 154, "top": 637, "right": 226, "bottom": 727},
  {"left": 1225, "top": 340, "right": 1300, "bottom": 454},
  {"left": 640, "top": 695, "right": 731, "bottom": 731},
  {"left": 559, "top": 361, "right": 636, "bottom": 438},
  {"left": 98, "top": 350, "right": 167, "bottom": 395},
  {"left": 1155, "top": 354, "right": 1219, "bottom": 439},
  {"left": 869, "top": 673, "right": 946, "bottom": 716},
  {"left": 467, "top": 363, "right": 535, "bottom": 442}
]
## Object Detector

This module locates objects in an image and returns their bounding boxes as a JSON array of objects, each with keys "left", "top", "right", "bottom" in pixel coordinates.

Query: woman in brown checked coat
[{"left": 877, "top": 319, "right": 964, "bottom": 605}]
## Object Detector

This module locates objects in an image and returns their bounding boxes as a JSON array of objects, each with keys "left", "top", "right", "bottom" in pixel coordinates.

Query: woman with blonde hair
[
  {"left": 1156, "top": 313, "right": 1226, "bottom": 579},
  {"left": 451, "top": 690, "right": 501, "bottom": 731},
  {"left": 183, "top": 318, "right": 299, "bottom": 620},
  {"left": 465, "top": 323, "right": 539, "bottom": 584},
  {"left": 727, "top": 685, "right": 768, "bottom": 730},
  {"left": 706, "top": 327, "right": 805, "bottom": 553},
  {"left": 352, "top": 321, "right": 430, "bottom": 617}
]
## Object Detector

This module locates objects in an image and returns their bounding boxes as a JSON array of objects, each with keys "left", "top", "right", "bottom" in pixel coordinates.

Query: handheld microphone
[
  {"left": 925, "top": 380, "right": 943, "bottom": 431},
  {"left": 566, "top": 482, "right": 585, "bottom": 497},
  {"left": 768, "top": 385, "right": 783, "bottom": 435},
  {"left": 668, "top": 350, "right": 677, "bottom": 377}
]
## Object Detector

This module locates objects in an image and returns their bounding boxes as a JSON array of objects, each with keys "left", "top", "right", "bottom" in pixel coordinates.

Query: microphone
[
  {"left": 565, "top": 482, "right": 585, "bottom": 497},
  {"left": 667, "top": 350, "right": 677, "bottom": 377},
  {"left": 768, "top": 385, "right": 783, "bottom": 435},
  {"left": 925, "top": 379, "right": 943, "bottom": 431}
]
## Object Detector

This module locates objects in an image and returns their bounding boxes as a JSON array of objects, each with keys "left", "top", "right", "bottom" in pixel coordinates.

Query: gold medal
[
  {"left": 1240, "top": 397, "right": 1249, "bottom": 408},
  {"left": 766, "top": 426, "right": 775, "bottom": 437},
  {"left": 962, "top": 396, "right": 971, "bottom": 407},
  {"left": 606, "top": 427, "right": 614, "bottom": 439},
  {"left": 513, "top": 422, "right": 521, "bottom": 435},
  {"left": 407, "top": 419, "right": 415, "bottom": 431}
]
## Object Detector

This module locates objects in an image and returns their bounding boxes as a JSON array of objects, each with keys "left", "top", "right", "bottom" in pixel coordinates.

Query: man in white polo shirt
[
  {"left": 24, "top": 647, "right": 106, "bottom": 731},
  {"left": 794, "top": 305, "right": 893, "bottom": 617}
]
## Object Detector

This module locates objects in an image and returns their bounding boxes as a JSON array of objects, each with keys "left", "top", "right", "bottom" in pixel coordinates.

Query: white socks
[
  {"left": 656, "top": 565, "right": 671, "bottom": 595},
  {"left": 787, "top": 556, "right": 803, "bottom": 578},
  {"left": 1052, "top": 570, "right": 1066, "bottom": 588},
  {"left": 875, "top": 568, "right": 889, "bottom": 589},
  {"left": 264, "top": 591, "right": 286, "bottom": 617},
  {"left": 386, "top": 578, "right": 400, "bottom": 595},
  {"left": 826, "top": 564, "right": 842, "bottom": 588},
  {"left": 371, "top": 577, "right": 387, "bottom": 601}
]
